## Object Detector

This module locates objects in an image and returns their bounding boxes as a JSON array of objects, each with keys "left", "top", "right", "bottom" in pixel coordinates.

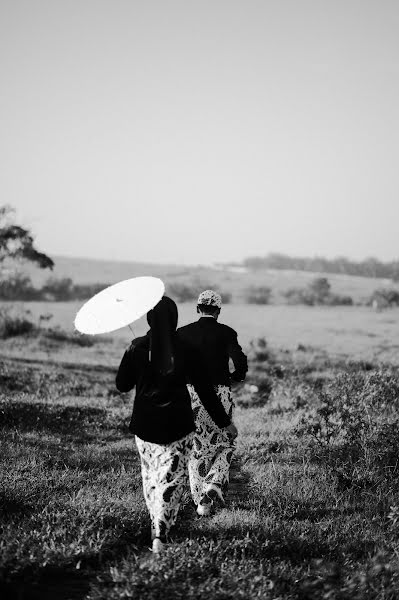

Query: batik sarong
[
  {"left": 187, "top": 384, "right": 235, "bottom": 505},
  {"left": 135, "top": 433, "right": 192, "bottom": 541}
]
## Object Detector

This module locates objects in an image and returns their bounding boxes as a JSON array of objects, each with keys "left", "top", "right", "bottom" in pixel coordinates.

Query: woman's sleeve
[
  {"left": 115, "top": 343, "right": 138, "bottom": 392},
  {"left": 187, "top": 346, "right": 231, "bottom": 428}
]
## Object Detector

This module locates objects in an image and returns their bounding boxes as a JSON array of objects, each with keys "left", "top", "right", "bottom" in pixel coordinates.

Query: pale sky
[{"left": 1, "top": 0, "right": 398, "bottom": 265}]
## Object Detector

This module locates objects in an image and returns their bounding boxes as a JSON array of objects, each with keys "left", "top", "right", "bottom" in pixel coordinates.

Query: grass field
[
  {"left": 5, "top": 254, "right": 399, "bottom": 370},
  {"left": 2, "top": 264, "right": 399, "bottom": 598},
  {"left": 1, "top": 321, "right": 399, "bottom": 598},
  {"left": 3, "top": 301, "right": 399, "bottom": 366}
]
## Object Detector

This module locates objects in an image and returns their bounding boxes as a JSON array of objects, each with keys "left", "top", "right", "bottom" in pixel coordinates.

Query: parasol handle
[{"left": 127, "top": 323, "right": 136, "bottom": 338}]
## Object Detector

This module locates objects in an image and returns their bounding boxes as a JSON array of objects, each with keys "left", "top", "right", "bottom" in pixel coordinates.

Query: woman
[{"left": 116, "top": 296, "right": 237, "bottom": 554}]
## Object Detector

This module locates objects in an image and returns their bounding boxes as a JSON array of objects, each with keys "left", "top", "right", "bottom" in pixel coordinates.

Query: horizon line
[{"left": 48, "top": 251, "right": 399, "bottom": 267}]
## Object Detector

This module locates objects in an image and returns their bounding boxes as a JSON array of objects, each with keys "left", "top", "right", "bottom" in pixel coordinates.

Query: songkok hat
[{"left": 197, "top": 289, "right": 222, "bottom": 308}]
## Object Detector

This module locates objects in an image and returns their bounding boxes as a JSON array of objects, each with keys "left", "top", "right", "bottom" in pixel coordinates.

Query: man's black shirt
[{"left": 177, "top": 317, "right": 248, "bottom": 385}]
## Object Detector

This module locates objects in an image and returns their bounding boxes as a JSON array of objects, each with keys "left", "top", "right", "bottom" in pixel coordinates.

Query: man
[{"left": 177, "top": 289, "right": 248, "bottom": 516}]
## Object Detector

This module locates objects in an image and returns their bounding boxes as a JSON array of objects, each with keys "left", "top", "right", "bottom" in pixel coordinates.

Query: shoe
[
  {"left": 204, "top": 485, "right": 225, "bottom": 506},
  {"left": 196, "top": 485, "right": 226, "bottom": 516},
  {"left": 196, "top": 491, "right": 216, "bottom": 516},
  {"left": 152, "top": 538, "right": 164, "bottom": 554},
  {"left": 196, "top": 502, "right": 213, "bottom": 516}
]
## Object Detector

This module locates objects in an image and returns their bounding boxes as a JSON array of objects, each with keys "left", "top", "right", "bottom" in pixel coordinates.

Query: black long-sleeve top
[
  {"left": 115, "top": 333, "right": 231, "bottom": 444},
  {"left": 177, "top": 318, "right": 248, "bottom": 385}
]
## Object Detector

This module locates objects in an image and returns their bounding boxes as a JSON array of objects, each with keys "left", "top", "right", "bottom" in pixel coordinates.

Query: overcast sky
[{"left": 1, "top": 0, "right": 398, "bottom": 265}]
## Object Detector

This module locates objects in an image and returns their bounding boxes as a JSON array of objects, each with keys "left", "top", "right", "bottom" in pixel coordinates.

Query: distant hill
[
  {"left": 19, "top": 254, "right": 399, "bottom": 305},
  {"left": 24, "top": 255, "right": 195, "bottom": 286}
]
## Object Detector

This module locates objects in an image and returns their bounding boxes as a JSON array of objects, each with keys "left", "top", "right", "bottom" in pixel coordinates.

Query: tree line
[
  {"left": 242, "top": 253, "right": 399, "bottom": 280},
  {"left": 0, "top": 274, "right": 107, "bottom": 301}
]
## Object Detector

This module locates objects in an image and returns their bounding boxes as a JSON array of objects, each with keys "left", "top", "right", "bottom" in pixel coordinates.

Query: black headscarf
[{"left": 146, "top": 296, "right": 178, "bottom": 376}]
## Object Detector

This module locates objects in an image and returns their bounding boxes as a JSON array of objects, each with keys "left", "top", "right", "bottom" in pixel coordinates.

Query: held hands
[{"left": 225, "top": 422, "right": 238, "bottom": 440}]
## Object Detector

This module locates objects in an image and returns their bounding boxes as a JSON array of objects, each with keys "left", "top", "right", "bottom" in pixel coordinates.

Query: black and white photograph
[{"left": 1, "top": 1, "right": 399, "bottom": 598}]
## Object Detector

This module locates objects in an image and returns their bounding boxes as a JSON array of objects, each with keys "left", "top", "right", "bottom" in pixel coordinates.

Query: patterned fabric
[
  {"left": 187, "top": 384, "right": 235, "bottom": 505},
  {"left": 197, "top": 289, "right": 222, "bottom": 308},
  {"left": 135, "top": 433, "right": 193, "bottom": 541}
]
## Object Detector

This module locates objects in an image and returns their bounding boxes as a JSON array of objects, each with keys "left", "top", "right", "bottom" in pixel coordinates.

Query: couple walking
[{"left": 116, "top": 290, "right": 247, "bottom": 553}]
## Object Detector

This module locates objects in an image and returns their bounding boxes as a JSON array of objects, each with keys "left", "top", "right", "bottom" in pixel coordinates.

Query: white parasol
[{"left": 74, "top": 276, "right": 165, "bottom": 335}]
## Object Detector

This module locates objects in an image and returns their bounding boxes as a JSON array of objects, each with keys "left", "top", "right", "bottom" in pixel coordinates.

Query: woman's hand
[{"left": 225, "top": 422, "right": 238, "bottom": 440}]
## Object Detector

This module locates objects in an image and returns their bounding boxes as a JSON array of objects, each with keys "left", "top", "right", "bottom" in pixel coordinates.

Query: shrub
[
  {"left": 308, "top": 277, "right": 331, "bottom": 302},
  {"left": 71, "top": 283, "right": 107, "bottom": 300},
  {"left": 283, "top": 287, "right": 316, "bottom": 305},
  {"left": 41, "top": 277, "right": 74, "bottom": 301},
  {"left": 324, "top": 293, "right": 353, "bottom": 306},
  {"left": 245, "top": 286, "right": 272, "bottom": 305},
  {"left": 249, "top": 336, "right": 269, "bottom": 362},
  {"left": 0, "top": 307, "right": 35, "bottom": 338},
  {"left": 221, "top": 291, "right": 232, "bottom": 304},
  {"left": 0, "top": 307, "right": 103, "bottom": 344},
  {"left": 294, "top": 370, "right": 399, "bottom": 488},
  {"left": 42, "top": 327, "right": 98, "bottom": 347},
  {"left": 283, "top": 277, "right": 353, "bottom": 306},
  {"left": 167, "top": 282, "right": 199, "bottom": 302},
  {"left": 167, "top": 281, "right": 232, "bottom": 304},
  {"left": 0, "top": 273, "right": 109, "bottom": 302},
  {"left": 37, "top": 312, "right": 53, "bottom": 328},
  {"left": 41, "top": 279, "right": 108, "bottom": 301},
  {"left": 369, "top": 288, "right": 399, "bottom": 309},
  {"left": 0, "top": 272, "right": 40, "bottom": 300}
]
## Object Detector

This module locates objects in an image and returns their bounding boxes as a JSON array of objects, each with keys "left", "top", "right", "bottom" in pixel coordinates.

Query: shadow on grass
[
  {"left": 0, "top": 356, "right": 118, "bottom": 401},
  {"left": 16, "top": 434, "right": 140, "bottom": 474},
  {"left": 0, "top": 400, "right": 120, "bottom": 438},
  {"left": 0, "top": 520, "right": 150, "bottom": 600},
  {"left": 284, "top": 500, "right": 360, "bottom": 522},
  {"left": 0, "top": 567, "right": 90, "bottom": 600},
  {"left": 0, "top": 490, "right": 36, "bottom": 519}
]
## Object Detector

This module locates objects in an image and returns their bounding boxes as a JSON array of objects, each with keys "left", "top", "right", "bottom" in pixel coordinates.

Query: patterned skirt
[
  {"left": 187, "top": 384, "right": 235, "bottom": 506},
  {"left": 135, "top": 433, "right": 192, "bottom": 542}
]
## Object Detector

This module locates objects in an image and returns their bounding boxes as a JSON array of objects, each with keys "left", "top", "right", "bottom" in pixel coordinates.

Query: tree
[
  {"left": 0, "top": 205, "right": 54, "bottom": 270},
  {"left": 245, "top": 285, "right": 272, "bottom": 304},
  {"left": 0, "top": 272, "right": 40, "bottom": 300},
  {"left": 42, "top": 277, "right": 74, "bottom": 301},
  {"left": 308, "top": 277, "right": 331, "bottom": 302}
]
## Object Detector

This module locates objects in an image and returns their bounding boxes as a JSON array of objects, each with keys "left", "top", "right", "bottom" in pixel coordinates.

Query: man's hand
[{"left": 225, "top": 422, "right": 238, "bottom": 440}]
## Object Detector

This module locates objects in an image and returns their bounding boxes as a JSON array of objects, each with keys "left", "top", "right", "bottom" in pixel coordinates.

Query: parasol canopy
[{"left": 74, "top": 276, "right": 165, "bottom": 335}]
